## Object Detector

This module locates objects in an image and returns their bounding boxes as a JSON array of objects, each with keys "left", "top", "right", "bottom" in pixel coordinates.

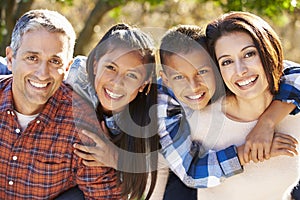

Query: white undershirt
[{"left": 14, "top": 110, "right": 39, "bottom": 130}]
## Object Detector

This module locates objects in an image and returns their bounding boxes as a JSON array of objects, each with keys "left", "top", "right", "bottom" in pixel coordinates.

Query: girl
[{"left": 66, "top": 23, "right": 160, "bottom": 200}]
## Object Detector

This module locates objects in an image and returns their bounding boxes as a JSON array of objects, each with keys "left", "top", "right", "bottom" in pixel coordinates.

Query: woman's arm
[{"left": 243, "top": 60, "right": 300, "bottom": 163}]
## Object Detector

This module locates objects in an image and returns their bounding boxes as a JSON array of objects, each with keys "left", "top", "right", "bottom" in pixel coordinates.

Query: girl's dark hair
[
  {"left": 206, "top": 11, "right": 283, "bottom": 96},
  {"left": 159, "top": 24, "right": 225, "bottom": 103},
  {"left": 86, "top": 23, "right": 159, "bottom": 200}
]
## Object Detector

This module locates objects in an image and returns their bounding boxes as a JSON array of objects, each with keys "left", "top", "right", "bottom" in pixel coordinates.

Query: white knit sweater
[{"left": 189, "top": 99, "right": 300, "bottom": 200}]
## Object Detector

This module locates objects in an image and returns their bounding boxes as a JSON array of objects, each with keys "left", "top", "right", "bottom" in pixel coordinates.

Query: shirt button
[
  {"left": 15, "top": 129, "right": 20, "bottom": 133},
  {"left": 8, "top": 181, "right": 13, "bottom": 185},
  {"left": 36, "top": 120, "right": 40, "bottom": 124},
  {"left": 12, "top": 156, "right": 17, "bottom": 161}
]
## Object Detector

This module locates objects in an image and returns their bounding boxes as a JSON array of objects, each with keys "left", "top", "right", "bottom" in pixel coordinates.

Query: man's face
[
  {"left": 161, "top": 49, "right": 216, "bottom": 110},
  {"left": 6, "top": 29, "right": 71, "bottom": 115}
]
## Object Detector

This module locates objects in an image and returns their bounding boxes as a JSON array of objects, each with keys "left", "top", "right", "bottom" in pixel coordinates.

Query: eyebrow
[
  {"left": 23, "top": 51, "right": 63, "bottom": 59},
  {"left": 217, "top": 44, "right": 255, "bottom": 62}
]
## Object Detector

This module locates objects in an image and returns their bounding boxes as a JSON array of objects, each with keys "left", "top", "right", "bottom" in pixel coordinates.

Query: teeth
[
  {"left": 30, "top": 81, "right": 48, "bottom": 88},
  {"left": 187, "top": 92, "right": 204, "bottom": 100},
  {"left": 237, "top": 77, "right": 256, "bottom": 86},
  {"left": 105, "top": 89, "right": 123, "bottom": 99}
]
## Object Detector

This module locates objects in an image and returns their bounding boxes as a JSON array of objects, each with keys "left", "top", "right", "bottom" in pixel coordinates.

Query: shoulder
[{"left": 0, "top": 75, "right": 13, "bottom": 88}]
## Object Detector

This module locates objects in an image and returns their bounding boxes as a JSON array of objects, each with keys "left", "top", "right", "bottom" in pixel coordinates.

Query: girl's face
[
  {"left": 94, "top": 49, "right": 148, "bottom": 114},
  {"left": 161, "top": 49, "right": 216, "bottom": 110},
  {"left": 215, "top": 31, "right": 269, "bottom": 100}
]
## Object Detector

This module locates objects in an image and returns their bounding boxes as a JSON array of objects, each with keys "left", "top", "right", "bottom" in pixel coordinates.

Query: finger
[
  {"left": 82, "top": 160, "right": 104, "bottom": 167},
  {"left": 243, "top": 142, "right": 251, "bottom": 163},
  {"left": 73, "top": 143, "right": 93, "bottom": 153},
  {"left": 263, "top": 143, "right": 271, "bottom": 160},
  {"left": 272, "top": 149, "right": 297, "bottom": 157},
  {"left": 273, "top": 136, "right": 297, "bottom": 148},
  {"left": 275, "top": 133, "right": 298, "bottom": 144},
  {"left": 251, "top": 145, "right": 259, "bottom": 163},
  {"left": 100, "top": 121, "right": 110, "bottom": 137},
  {"left": 81, "top": 129, "right": 106, "bottom": 146},
  {"left": 256, "top": 144, "right": 264, "bottom": 162},
  {"left": 273, "top": 143, "right": 297, "bottom": 153},
  {"left": 74, "top": 150, "right": 97, "bottom": 161}
]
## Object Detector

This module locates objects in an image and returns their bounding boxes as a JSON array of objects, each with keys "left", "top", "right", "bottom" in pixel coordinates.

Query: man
[{"left": 0, "top": 9, "right": 121, "bottom": 199}]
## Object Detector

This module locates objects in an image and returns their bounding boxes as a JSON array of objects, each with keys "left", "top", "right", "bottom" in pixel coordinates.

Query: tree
[
  {"left": 1, "top": 0, "right": 299, "bottom": 58},
  {"left": 0, "top": 0, "right": 164, "bottom": 56},
  {"left": 0, "top": 0, "right": 34, "bottom": 56}
]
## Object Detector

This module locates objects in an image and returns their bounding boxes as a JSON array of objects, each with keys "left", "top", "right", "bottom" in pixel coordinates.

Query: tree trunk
[
  {"left": 0, "top": 0, "right": 33, "bottom": 56},
  {"left": 74, "top": 0, "right": 132, "bottom": 56}
]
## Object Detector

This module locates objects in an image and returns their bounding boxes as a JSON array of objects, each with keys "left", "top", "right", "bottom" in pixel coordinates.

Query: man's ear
[
  {"left": 159, "top": 70, "right": 169, "bottom": 87},
  {"left": 6, "top": 46, "right": 13, "bottom": 71},
  {"left": 66, "top": 59, "right": 73, "bottom": 72}
]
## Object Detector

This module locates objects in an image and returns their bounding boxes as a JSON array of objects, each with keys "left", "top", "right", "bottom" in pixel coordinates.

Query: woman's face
[
  {"left": 93, "top": 49, "right": 148, "bottom": 114},
  {"left": 215, "top": 31, "right": 269, "bottom": 100}
]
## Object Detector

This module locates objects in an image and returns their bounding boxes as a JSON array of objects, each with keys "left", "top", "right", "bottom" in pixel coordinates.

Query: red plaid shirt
[{"left": 0, "top": 76, "right": 121, "bottom": 199}]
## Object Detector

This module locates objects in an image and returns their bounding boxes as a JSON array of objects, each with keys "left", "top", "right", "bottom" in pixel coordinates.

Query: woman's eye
[
  {"left": 127, "top": 73, "right": 138, "bottom": 79},
  {"left": 220, "top": 59, "right": 233, "bottom": 67},
  {"left": 245, "top": 51, "right": 256, "bottom": 58}
]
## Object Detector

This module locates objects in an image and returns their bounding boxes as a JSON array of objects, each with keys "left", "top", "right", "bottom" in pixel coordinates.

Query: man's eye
[
  {"left": 26, "top": 56, "right": 38, "bottom": 62},
  {"left": 49, "top": 59, "right": 62, "bottom": 66}
]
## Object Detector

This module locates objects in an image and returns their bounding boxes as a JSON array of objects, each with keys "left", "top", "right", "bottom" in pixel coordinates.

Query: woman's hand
[
  {"left": 269, "top": 132, "right": 298, "bottom": 157},
  {"left": 243, "top": 119, "right": 274, "bottom": 163},
  {"left": 244, "top": 101, "right": 296, "bottom": 163},
  {"left": 73, "top": 121, "right": 118, "bottom": 169},
  {"left": 238, "top": 132, "right": 297, "bottom": 165}
]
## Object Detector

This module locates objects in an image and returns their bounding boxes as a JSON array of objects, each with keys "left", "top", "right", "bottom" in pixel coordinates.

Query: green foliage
[
  {"left": 196, "top": 0, "right": 299, "bottom": 18},
  {"left": 132, "top": 0, "right": 165, "bottom": 5},
  {"left": 51, "top": 0, "right": 74, "bottom": 6}
]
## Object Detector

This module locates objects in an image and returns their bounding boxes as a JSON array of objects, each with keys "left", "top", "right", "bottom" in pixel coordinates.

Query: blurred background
[{"left": 1, "top": 0, "right": 300, "bottom": 62}]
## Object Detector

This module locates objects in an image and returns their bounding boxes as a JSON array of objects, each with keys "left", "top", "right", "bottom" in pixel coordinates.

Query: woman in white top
[{"left": 191, "top": 11, "right": 300, "bottom": 199}]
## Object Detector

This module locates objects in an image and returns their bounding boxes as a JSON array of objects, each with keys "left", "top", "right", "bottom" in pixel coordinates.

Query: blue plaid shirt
[
  {"left": 66, "top": 56, "right": 300, "bottom": 188},
  {"left": 0, "top": 57, "right": 11, "bottom": 75},
  {"left": 157, "top": 80, "right": 243, "bottom": 188},
  {"left": 274, "top": 60, "right": 300, "bottom": 114}
]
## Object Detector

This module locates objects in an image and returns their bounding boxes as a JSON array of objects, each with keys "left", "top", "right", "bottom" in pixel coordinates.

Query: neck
[{"left": 223, "top": 92, "right": 273, "bottom": 122}]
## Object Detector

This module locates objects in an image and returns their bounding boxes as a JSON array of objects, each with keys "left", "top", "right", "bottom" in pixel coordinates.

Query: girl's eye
[
  {"left": 127, "top": 73, "right": 138, "bottom": 79},
  {"left": 245, "top": 50, "right": 256, "bottom": 58},
  {"left": 173, "top": 75, "right": 184, "bottom": 80},
  {"left": 220, "top": 59, "right": 233, "bottom": 67},
  {"left": 105, "top": 65, "right": 116, "bottom": 71}
]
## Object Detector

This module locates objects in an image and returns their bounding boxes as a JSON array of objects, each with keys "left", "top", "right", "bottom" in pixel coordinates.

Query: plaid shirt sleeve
[
  {"left": 157, "top": 82, "right": 243, "bottom": 188},
  {"left": 274, "top": 60, "right": 300, "bottom": 115},
  {"left": 65, "top": 55, "right": 99, "bottom": 109},
  {"left": 71, "top": 92, "right": 122, "bottom": 199},
  {"left": 0, "top": 57, "right": 11, "bottom": 75}
]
